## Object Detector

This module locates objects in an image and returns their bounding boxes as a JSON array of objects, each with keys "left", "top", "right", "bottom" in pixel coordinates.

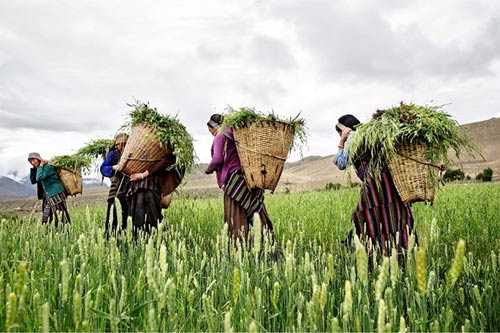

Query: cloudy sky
[{"left": 1, "top": 0, "right": 499, "bottom": 180}]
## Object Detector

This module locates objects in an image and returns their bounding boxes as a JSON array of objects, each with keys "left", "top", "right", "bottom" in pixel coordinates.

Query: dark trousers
[
  {"left": 129, "top": 189, "right": 162, "bottom": 237},
  {"left": 105, "top": 196, "right": 129, "bottom": 237}
]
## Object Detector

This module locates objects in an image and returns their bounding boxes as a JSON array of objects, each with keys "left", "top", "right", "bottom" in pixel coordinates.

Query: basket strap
[
  {"left": 122, "top": 157, "right": 171, "bottom": 162},
  {"left": 395, "top": 151, "right": 446, "bottom": 171},
  {"left": 235, "top": 141, "right": 287, "bottom": 161}
]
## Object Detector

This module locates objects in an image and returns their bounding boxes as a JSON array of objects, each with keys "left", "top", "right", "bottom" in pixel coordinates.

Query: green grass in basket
[
  {"left": 50, "top": 155, "right": 92, "bottom": 174},
  {"left": 77, "top": 139, "right": 115, "bottom": 159},
  {"left": 123, "top": 100, "right": 195, "bottom": 174},
  {"left": 222, "top": 106, "right": 308, "bottom": 153},
  {"left": 347, "top": 102, "right": 479, "bottom": 177}
]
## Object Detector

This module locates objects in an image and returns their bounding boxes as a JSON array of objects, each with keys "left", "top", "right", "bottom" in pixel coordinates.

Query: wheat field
[{"left": 1, "top": 183, "right": 499, "bottom": 331}]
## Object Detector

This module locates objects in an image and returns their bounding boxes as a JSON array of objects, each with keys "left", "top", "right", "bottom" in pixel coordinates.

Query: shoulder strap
[{"left": 220, "top": 130, "right": 234, "bottom": 162}]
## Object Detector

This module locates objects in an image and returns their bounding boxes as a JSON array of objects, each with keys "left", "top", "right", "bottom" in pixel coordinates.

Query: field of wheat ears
[{"left": 1, "top": 183, "right": 499, "bottom": 332}]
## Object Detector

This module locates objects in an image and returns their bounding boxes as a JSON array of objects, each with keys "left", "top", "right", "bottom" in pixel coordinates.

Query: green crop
[{"left": 0, "top": 183, "right": 499, "bottom": 331}]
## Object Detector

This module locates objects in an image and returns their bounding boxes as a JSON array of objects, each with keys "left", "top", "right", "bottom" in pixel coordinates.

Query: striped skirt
[
  {"left": 352, "top": 169, "right": 416, "bottom": 257},
  {"left": 223, "top": 171, "right": 274, "bottom": 241},
  {"left": 224, "top": 171, "right": 264, "bottom": 218},
  {"left": 46, "top": 191, "right": 71, "bottom": 224}
]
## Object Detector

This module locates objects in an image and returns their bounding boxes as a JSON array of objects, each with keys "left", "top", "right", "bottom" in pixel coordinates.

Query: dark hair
[
  {"left": 336, "top": 114, "right": 361, "bottom": 132},
  {"left": 207, "top": 114, "right": 224, "bottom": 128}
]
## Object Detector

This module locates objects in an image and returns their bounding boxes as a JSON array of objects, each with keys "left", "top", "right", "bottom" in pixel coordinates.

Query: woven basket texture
[
  {"left": 233, "top": 120, "right": 295, "bottom": 192},
  {"left": 387, "top": 143, "right": 438, "bottom": 204},
  {"left": 57, "top": 168, "right": 82, "bottom": 196},
  {"left": 118, "top": 123, "right": 172, "bottom": 175}
]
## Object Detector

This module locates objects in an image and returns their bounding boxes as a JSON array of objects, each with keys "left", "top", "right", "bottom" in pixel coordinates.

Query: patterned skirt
[
  {"left": 223, "top": 171, "right": 264, "bottom": 218},
  {"left": 352, "top": 169, "right": 416, "bottom": 257},
  {"left": 47, "top": 191, "right": 67, "bottom": 208},
  {"left": 223, "top": 171, "right": 274, "bottom": 241}
]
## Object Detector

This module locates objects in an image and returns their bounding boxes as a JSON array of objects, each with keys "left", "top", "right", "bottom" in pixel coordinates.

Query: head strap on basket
[
  {"left": 336, "top": 122, "right": 349, "bottom": 131},
  {"left": 207, "top": 119, "right": 221, "bottom": 129}
]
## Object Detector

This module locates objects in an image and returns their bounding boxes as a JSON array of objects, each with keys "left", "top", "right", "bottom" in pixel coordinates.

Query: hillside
[{"left": 0, "top": 176, "right": 35, "bottom": 200}]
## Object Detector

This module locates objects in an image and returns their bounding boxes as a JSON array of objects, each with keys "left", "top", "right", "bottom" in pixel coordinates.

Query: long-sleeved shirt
[
  {"left": 100, "top": 149, "right": 129, "bottom": 199},
  {"left": 100, "top": 149, "right": 120, "bottom": 178},
  {"left": 332, "top": 134, "right": 353, "bottom": 171},
  {"left": 30, "top": 167, "right": 44, "bottom": 200},
  {"left": 36, "top": 163, "right": 65, "bottom": 198},
  {"left": 206, "top": 127, "right": 241, "bottom": 188}
]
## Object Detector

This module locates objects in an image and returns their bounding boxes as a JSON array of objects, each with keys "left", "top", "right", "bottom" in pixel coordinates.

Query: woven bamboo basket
[
  {"left": 118, "top": 123, "right": 172, "bottom": 175},
  {"left": 387, "top": 143, "right": 440, "bottom": 204},
  {"left": 233, "top": 120, "right": 295, "bottom": 192},
  {"left": 56, "top": 167, "right": 82, "bottom": 196}
]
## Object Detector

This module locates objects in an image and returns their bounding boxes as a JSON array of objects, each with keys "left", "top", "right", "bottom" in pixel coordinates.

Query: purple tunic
[{"left": 206, "top": 127, "right": 241, "bottom": 188}]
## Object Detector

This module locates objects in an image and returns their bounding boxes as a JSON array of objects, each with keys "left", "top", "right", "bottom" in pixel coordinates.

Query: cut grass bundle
[
  {"left": 348, "top": 102, "right": 477, "bottom": 174},
  {"left": 223, "top": 106, "right": 308, "bottom": 153},
  {"left": 347, "top": 102, "right": 478, "bottom": 203},
  {"left": 50, "top": 155, "right": 88, "bottom": 195},
  {"left": 121, "top": 101, "right": 195, "bottom": 174},
  {"left": 77, "top": 139, "right": 115, "bottom": 160},
  {"left": 222, "top": 106, "right": 308, "bottom": 191},
  {"left": 50, "top": 155, "right": 92, "bottom": 174}
]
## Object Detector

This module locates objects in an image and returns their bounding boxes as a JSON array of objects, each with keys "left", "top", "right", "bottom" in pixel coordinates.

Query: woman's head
[
  {"left": 336, "top": 114, "right": 361, "bottom": 133},
  {"left": 207, "top": 114, "right": 223, "bottom": 136},
  {"left": 114, "top": 132, "right": 128, "bottom": 152},
  {"left": 27, "top": 152, "right": 42, "bottom": 167}
]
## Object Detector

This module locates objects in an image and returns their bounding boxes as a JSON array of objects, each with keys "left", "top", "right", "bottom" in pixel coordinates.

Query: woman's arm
[
  {"left": 36, "top": 162, "right": 56, "bottom": 181},
  {"left": 100, "top": 150, "right": 116, "bottom": 178},
  {"left": 30, "top": 167, "right": 37, "bottom": 184},
  {"left": 333, "top": 131, "right": 352, "bottom": 170},
  {"left": 333, "top": 148, "right": 349, "bottom": 170},
  {"left": 205, "top": 134, "right": 225, "bottom": 174}
]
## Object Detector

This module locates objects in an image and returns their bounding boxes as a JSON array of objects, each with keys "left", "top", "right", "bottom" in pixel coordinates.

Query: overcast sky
[{"left": 1, "top": 0, "right": 500, "bottom": 180}]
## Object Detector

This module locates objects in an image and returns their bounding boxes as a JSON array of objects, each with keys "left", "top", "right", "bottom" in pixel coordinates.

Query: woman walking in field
[
  {"left": 205, "top": 114, "right": 275, "bottom": 244},
  {"left": 124, "top": 155, "right": 183, "bottom": 238},
  {"left": 100, "top": 133, "right": 130, "bottom": 236},
  {"left": 333, "top": 114, "right": 416, "bottom": 261},
  {"left": 27, "top": 152, "right": 71, "bottom": 225}
]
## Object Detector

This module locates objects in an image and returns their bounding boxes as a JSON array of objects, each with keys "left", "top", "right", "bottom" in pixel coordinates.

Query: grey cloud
[
  {"left": 249, "top": 35, "right": 296, "bottom": 70},
  {"left": 271, "top": 1, "right": 500, "bottom": 83}
]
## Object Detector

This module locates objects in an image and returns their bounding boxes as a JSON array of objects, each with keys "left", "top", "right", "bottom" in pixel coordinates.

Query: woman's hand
[
  {"left": 338, "top": 127, "right": 351, "bottom": 149},
  {"left": 130, "top": 170, "right": 149, "bottom": 181},
  {"left": 40, "top": 159, "right": 48, "bottom": 167},
  {"left": 340, "top": 127, "right": 352, "bottom": 141}
]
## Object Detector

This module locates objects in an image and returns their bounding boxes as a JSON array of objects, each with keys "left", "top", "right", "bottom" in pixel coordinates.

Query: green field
[{"left": 1, "top": 183, "right": 499, "bottom": 331}]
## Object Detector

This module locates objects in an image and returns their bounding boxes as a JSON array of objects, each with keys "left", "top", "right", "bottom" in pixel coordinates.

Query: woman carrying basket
[
  {"left": 125, "top": 155, "right": 184, "bottom": 238},
  {"left": 100, "top": 133, "right": 130, "bottom": 236},
  {"left": 205, "top": 114, "right": 275, "bottom": 244},
  {"left": 27, "top": 152, "right": 71, "bottom": 226},
  {"left": 333, "top": 114, "right": 417, "bottom": 262}
]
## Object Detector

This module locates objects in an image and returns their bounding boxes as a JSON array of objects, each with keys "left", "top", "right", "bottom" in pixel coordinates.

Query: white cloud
[{"left": 1, "top": 0, "right": 499, "bottom": 179}]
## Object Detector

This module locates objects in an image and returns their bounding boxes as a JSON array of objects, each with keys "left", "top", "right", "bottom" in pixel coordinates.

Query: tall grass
[{"left": 0, "top": 183, "right": 499, "bottom": 331}]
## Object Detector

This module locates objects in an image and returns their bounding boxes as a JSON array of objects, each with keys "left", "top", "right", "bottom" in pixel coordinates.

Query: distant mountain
[
  {"left": 0, "top": 176, "right": 36, "bottom": 200},
  {"left": 83, "top": 177, "right": 108, "bottom": 190}
]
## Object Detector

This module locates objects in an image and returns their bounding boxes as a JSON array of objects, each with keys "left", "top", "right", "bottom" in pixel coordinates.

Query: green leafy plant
[
  {"left": 122, "top": 100, "right": 195, "bottom": 174},
  {"left": 77, "top": 139, "right": 115, "bottom": 159},
  {"left": 222, "top": 106, "right": 308, "bottom": 153},
  {"left": 347, "top": 102, "right": 478, "bottom": 175},
  {"left": 50, "top": 155, "right": 92, "bottom": 174}
]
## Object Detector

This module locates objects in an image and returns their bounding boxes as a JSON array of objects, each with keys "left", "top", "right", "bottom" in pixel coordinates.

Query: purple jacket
[{"left": 206, "top": 127, "right": 241, "bottom": 188}]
